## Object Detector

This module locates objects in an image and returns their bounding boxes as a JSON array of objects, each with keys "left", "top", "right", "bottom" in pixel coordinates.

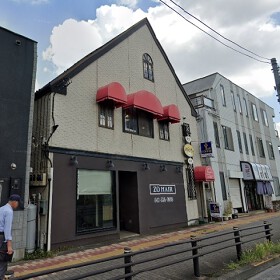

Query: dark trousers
[{"left": 0, "top": 235, "right": 7, "bottom": 280}]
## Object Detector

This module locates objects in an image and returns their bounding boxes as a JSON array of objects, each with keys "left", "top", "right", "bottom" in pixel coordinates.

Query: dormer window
[{"left": 143, "top": 53, "right": 154, "bottom": 82}]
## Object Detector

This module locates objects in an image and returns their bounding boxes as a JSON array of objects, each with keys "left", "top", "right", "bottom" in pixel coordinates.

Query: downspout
[{"left": 47, "top": 166, "right": 53, "bottom": 251}]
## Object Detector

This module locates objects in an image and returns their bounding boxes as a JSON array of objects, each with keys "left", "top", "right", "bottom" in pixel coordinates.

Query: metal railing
[{"left": 13, "top": 221, "right": 272, "bottom": 279}]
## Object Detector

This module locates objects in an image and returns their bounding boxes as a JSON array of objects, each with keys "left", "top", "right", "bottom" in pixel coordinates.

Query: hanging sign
[
  {"left": 183, "top": 144, "right": 194, "bottom": 157},
  {"left": 200, "top": 142, "right": 213, "bottom": 158}
]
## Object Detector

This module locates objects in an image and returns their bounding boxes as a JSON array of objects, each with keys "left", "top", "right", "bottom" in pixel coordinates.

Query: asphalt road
[{"left": 17, "top": 215, "right": 280, "bottom": 280}]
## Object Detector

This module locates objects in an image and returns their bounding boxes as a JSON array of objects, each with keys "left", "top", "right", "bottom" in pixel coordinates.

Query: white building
[{"left": 183, "top": 73, "right": 280, "bottom": 220}]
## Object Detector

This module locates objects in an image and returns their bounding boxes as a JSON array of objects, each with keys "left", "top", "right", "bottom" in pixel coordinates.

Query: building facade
[
  {"left": 183, "top": 73, "right": 280, "bottom": 220},
  {"left": 0, "top": 27, "right": 37, "bottom": 259},
  {"left": 31, "top": 18, "right": 204, "bottom": 249}
]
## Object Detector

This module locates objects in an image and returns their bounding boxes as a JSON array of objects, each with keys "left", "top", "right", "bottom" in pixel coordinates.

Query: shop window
[
  {"left": 143, "top": 53, "right": 154, "bottom": 82},
  {"left": 237, "top": 130, "right": 242, "bottom": 153},
  {"left": 231, "top": 91, "right": 236, "bottom": 111},
  {"left": 123, "top": 108, "right": 154, "bottom": 138},
  {"left": 186, "top": 166, "right": 196, "bottom": 200},
  {"left": 257, "top": 137, "right": 265, "bottom": 157},
  {"left": 76, "top": 170, "right": 116, "bottom": 233},
  {"left": 273, "top": 177, "right": 280, "bottom": 196},
  {"left": 219, "top": 172, "right": 227, "bottom": 200},
  {"left": 98, "top": 102, "right": 114, "bottom": 129},
  {"left": 243, "top": 132, "right": 249, "bottom": 155},
  {"left": 266, "top": 141, "right": 275, "bottom": 159},
  {"left": 222, "top": 125, "right": 234, "bottom": 151},
  {"left": 261, "top": 109, "right": 269, "bottom": 126},
  {"left": 159, "top": 122, "right": 169, "bottom": 141},
  {"left": 213, "top": 121, "right": 220, "bottom": 148},
  {"left": 220, "top": 85, "right": 226, "bottom": 106},
  {"left": 249, "top": 134, "right": 255, "bottom": 156},
  {"left": 251, "top": 103, "right": 258, "bottom": 122}
]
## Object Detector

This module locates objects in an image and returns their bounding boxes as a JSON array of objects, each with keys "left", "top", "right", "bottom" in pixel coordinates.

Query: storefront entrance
[
  {"left": 119, "top": 171, "right": 139, "bottom": 233},
  {"left": 244, "top": 182, "right": 264, "bottom": 211}
]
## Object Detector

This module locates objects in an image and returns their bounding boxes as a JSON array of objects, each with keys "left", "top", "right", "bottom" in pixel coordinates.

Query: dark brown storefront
[{"left": 50, "top": 150, "right": 187, "bottom": 248}]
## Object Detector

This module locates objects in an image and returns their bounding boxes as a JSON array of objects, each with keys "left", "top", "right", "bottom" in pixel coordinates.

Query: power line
[
  {"left": 169, "top": 0, "right": 271, "bottom": 61},
  {"left": 158, "top": 0, "right": 271, "bottom": 64}
]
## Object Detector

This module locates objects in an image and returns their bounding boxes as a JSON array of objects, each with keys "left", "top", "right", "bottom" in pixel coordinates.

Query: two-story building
[
  {"left": 31, "top": 18, "right": 205, "bottom": 250},
  {"left": 183, "top": 73, "right": 280, "bottom": 221}
]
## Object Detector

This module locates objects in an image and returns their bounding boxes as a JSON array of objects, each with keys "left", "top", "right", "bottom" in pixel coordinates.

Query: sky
[{"left": 1, "top": 0, "right": 280, "bottom": 131}]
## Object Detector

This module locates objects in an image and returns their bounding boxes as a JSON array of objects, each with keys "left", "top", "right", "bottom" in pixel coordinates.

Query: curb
[{"left": 214, "top": 256, "right": 280, "bottom": 279}]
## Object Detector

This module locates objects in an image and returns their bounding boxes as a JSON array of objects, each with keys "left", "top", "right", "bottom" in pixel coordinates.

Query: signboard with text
[
  {"left": 200, "top": 142, "right": 213, "bottom": 158},
  {"left": 209, "top": 202, "right": 222, "bottom": 218},
  {"left": 150, "top": 184, "right": 176, "bottom": 195},
  {"left": 150, "top": 184, "right": 176, "bottom": 204}
]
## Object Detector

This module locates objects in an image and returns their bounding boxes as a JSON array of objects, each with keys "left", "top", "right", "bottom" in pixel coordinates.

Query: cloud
[
  {"left": 43, "top": 19, "right": 103, "bottom": 74},
  {"left": 116, "top": 0, "right": 138, "bottom": 9},
  {"left": 43, "top": 5, "right": 146, "bottom": 75},
  {"left": 42, "top": 1, "right": 280, "bottom": 101}
]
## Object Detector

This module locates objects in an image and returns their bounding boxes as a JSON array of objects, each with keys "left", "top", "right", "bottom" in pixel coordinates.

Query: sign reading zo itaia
[{"left": 149, "top": 184, "right": 176, "bottom": 195}]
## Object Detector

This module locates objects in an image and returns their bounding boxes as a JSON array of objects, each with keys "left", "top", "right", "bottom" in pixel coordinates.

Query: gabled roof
[
  {"left": 35, "top": 18, "right": 197, "bottom": 117},
  {"left": 183, "top": 73, "right": 218, "bottom": 95}
]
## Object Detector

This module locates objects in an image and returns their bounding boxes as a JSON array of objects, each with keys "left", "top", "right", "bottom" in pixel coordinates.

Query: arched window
[{"left": 143, "top": 53, "right": 154, "bottom": 82}]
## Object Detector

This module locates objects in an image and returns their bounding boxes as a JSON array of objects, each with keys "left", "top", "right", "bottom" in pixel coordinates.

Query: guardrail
[{"left": 13, "top": 221, "right": 272, "bottom": 279}]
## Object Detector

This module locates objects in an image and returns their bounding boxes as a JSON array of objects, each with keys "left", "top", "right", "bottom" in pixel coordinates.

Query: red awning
[
  {"left": 124, "top": 90, "right": 164, "bottom": 118},
  {"left": 96, "top": 82, "right": 127, "bottom": 108},
  {"left": 159, "top": 104, "right": 180, "bottom": 123},
  {"left": 194, "top": 166, "right": 215, "bottom": 182}
]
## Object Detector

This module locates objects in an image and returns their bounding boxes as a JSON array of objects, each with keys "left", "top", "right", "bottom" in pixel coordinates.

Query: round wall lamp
[{"left": 10, "top": 163, "right": 17, "bottom": 170}]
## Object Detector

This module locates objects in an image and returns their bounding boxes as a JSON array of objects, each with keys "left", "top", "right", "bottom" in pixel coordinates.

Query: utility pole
[{"left": 271, "top": 58, "right": 280, "bottom": 104}]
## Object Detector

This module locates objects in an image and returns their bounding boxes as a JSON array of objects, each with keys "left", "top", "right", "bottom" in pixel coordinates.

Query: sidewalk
[{"left": 10, "top": 211, "right": 280, "bottom": 278}]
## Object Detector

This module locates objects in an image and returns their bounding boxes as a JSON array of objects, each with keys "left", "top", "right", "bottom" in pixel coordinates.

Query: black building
[{"left": 0, "top": 26, "right": 37, "bottom": 259}]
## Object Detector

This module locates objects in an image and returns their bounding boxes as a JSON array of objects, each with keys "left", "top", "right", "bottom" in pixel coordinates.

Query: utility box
[{"left": 39, "top": 200, "right": 48, "bottom": 216}]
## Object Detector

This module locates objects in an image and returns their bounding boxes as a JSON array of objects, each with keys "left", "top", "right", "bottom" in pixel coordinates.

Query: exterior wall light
[
  {"left": 106, "top": 160, "right": 115, "bottom": 169},
  {"left": 143, "top": 163, "right": 150, "bottom": 170},
  {"left": 176, "top": 166, "right": 182, "bottom": 173},
  {"left": 70, "top": 156, "right": 78, "bottom": 166},
  {"left": 10, "top": 163, "right": 17, "bottom": 170},
  {"left": 160, "top": 164, "right": 167, "bottom": 172}
]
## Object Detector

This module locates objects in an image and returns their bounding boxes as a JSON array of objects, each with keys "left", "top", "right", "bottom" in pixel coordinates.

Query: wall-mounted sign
[
  {"left": 209, "top": 202, "right": 222, "bottom": 218},
  {"left": 200, "top": 141, "right": 213, "bottom": 158},
  {"left": 150, "top": 184, "right": 176, "bottom": 195},
  {"left": 183, "top": 144, "right": 194, "bottom": 157},
  {"left": 241, "top": 162, "right": 254, "bottom": 180},
  {"left": 241, "top": 161, "right": 273, "bottom": 181},
  {"left": 188, "top": 158, "right": 194, "bottom": 165},
  {"left": 185, "top": 136, "right": 192, "bottom": 143}
]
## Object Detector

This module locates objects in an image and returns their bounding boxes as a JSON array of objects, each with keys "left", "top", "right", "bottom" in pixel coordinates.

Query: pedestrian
[{"left": 0, "top": 194, "right": 21, "bottom": 279}]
